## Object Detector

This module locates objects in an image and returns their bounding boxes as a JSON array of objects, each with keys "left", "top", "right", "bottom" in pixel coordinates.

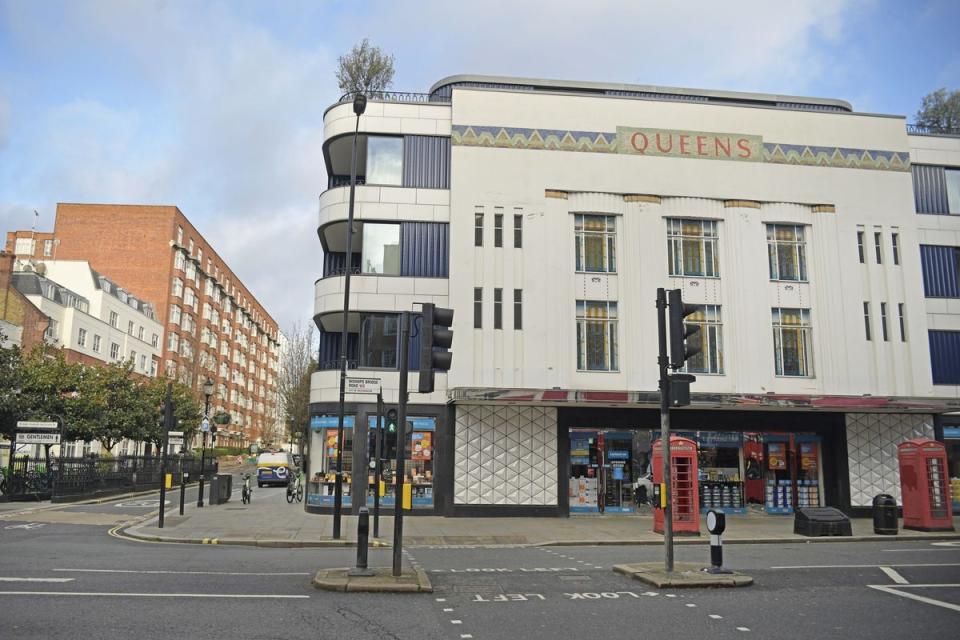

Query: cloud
[{"left": 0, "top": 0, "right": 866, "bottom": 333}]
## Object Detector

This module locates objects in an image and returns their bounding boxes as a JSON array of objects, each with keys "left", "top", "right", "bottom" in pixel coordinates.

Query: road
[{"left": 1, "top": 484, "right": 958, "bottom": 640}]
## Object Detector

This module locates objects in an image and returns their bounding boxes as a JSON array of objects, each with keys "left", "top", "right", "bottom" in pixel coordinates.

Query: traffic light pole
[
  {"left": 392, "top": 312, "right": 411, "bottom": 577},
  {"left": 373, "top": 390, "right": 383, "bottom": 538},
  {"left": 656, "top": 288, "right": 674, "bottom": 573},
  {"left": 158, "top": 382, "right": 173, "bottom": 530}
]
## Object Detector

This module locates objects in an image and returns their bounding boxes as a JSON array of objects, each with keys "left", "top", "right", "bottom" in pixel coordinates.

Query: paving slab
[
  {"left": 613, "top": 562, "right": 753, "bottom": 588},
  {"left": 312, "top": 566, "right": 432, "bottom": 593}
]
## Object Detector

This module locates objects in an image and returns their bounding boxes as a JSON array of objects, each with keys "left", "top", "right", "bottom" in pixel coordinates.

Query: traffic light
[
  {"left": 418, "top": 303, "right": 454, "bottom": 393},
  {"left": 385, "top": 409, "right": 398, "bottom": 459},
  {"left": 668, "top": 289, "right": 701, "bottom": 370}
]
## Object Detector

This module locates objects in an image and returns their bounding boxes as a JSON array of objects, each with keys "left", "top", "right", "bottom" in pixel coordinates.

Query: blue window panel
[
  {"left": 403, "top": 136, "right": 450, "bottom": 189},
  {"left": 920, "top": 245, "right": 960, "bottom": 297},
  {"left": 317, "top": 330, "right": 358, "bottom": 370},
  {"left": 400, "top": 222, "right": 449, "bottom": 277},
  {"left": 322, "top": 251, "right": 361, "bottom": 278},
  {"left": 929, "top": 331, "right": 960, "bottom": 385},
  {"left": 912, "top": 165, "right": 950, "bottom": 214}
]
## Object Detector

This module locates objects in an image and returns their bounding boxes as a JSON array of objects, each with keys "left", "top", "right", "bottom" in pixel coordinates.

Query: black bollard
[
  {"left": 349, "top": 507, "right": 375, "bottom": 576},
  {"left": 179, "top": 471, "right": 188, "bottom": 516}
]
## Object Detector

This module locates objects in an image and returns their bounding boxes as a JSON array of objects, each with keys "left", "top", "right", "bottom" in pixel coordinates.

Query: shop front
[
  {"left": 560, "top": 407, "right": 843, "bottom": 517},
  {"left": 943, "top": 423, "right": 960, "bottom": 512},
  {"left": 306, "top": 405, "right": 444, "bottom": 515}
]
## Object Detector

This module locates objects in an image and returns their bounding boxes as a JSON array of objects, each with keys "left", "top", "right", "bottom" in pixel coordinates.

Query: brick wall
[{"left": 0, "top": 251, "right": 50, "bottom": 349}]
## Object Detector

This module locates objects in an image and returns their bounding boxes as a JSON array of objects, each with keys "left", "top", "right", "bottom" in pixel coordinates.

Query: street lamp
[
  {"left": 197, "top": 378, "right": 214, "bottom": 508},
  {"left": 333, "top": 92, "right": 367, "bottom": 539}
]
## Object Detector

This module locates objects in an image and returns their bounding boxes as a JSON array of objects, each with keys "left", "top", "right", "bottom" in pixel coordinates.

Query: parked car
[{"left": 256, "top": 451, "right": 295, "bottom": 488}]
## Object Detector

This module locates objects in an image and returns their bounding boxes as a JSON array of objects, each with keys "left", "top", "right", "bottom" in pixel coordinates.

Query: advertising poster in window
[
  {"left": 800, "top": 442, "right": 818, "bottom": 471},
  {"left": 412, "top": 432, "right": 432, "bottom": 461},
  {"left": 768, "top": 442, "right": 786, "bottom": 470}
]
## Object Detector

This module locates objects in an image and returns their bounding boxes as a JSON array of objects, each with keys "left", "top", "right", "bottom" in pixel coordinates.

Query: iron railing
[
  {"left": 337, "top": 90, "right": 445, "bottom": 104},
  {"left": 907, "top": 123, "right": 960, "bottom": 136},
  {"left": 1, "top": 454, "right": 218, "bottom": 501}
]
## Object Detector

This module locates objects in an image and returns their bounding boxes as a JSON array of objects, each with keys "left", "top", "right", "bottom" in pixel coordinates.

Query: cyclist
[{"left": 241, "top": 472, "right": 253, "bottom": 504}]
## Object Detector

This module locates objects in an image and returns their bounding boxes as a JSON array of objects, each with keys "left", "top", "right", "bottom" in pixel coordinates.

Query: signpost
[
  {"left": 17, "top": 432, "right": 60, "bottom": 445},
  {"left": 16, "top": 421, "right": 58, "bottom": 430},
  {"left": 168, "top": 431, "right": 185, "bottom": 447},
  {"left": 346, "top": 377, "right": 381, "bottom": 394}
]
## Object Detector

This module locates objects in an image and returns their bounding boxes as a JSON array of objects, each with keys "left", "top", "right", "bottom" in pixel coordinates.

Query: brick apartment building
[{"left": 6, "top": 204, "right": 282, "bottom": 446}]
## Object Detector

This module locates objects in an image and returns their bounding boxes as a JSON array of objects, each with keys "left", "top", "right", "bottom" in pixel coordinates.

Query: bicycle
[
  {"left": 241, "top": 473, "right": 252, "bottom": 504},
  {"left": 286, "top": 471, "right": 303, "bottom": 504}
]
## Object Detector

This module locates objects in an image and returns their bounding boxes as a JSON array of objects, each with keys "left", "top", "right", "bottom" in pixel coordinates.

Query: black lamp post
[
  {"left": 197, "top": 378, "right": 214, "bottom": 508},
  {"left": 333, "top": 92, "right": 367, "bottom": 540}
]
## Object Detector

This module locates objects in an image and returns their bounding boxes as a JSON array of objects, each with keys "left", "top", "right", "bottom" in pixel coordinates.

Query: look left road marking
[
  {"left": 4, "top": 523, "right": 45, "bottom": 530},
  {"left": 0, "top": 578, "right": 74, "bottom": 583},
  {"left": 0, "top": 591, "right": 310, "bottom": 599}
]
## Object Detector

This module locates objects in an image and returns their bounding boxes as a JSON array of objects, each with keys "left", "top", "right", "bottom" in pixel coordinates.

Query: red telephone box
[
  {"left": 652, "top": 436, "right": 700, "bottom": 535},
  {"left": 898, "top": 439, "right": 955, "bottom": 532}
]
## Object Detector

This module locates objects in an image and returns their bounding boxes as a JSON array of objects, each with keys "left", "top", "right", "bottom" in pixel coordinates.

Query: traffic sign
[
  {"left": 168, "top": 436, "right": 185, "bottom": 446},
  {"left": 346, "top": 377, "right": 381, "bottom": 394},
  {"left": 18, "top": 432, "right": 60, "bottom": 444},
  {"left": 200, "top": 418, "right": 210, "bottom": 433},
  {"left": 16, "top": 421, "right": 58, "bottom": 430},
  {"left": 168, "top": 431, "right": 184, "bottom": 437}
]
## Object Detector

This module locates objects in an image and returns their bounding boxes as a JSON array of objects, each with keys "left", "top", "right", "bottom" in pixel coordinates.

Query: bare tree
[
  {"left": 276, "top": 322, "right": 315, "bottom": 455},
  {"left": 336, "top": 38, "right": 395, "bottom": 95}
]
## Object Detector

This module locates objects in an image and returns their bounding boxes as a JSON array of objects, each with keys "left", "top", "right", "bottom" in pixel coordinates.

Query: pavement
[{"left": 117, "top": 481, "right": 960, "bottom": 548}]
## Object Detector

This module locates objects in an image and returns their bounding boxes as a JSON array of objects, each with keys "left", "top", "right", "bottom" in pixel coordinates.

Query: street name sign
[
  {"left": 16, "top": 421, "right": 58, "bottom": 430},
  {"left": 346, "top": 377, "right": 381, "bottom": 394},
  {"left": 168, "top": 430, "right": 185, "bottom": 445},
  {"left": 18, "top": 432, "right": 60, "bottom": 444}
]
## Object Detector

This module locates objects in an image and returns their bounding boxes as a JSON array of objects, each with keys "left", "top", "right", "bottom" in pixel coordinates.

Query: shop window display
[
  {"left": 307, "top": 415, "right": 354, "bottom": 506},
  {"left": 569, "top": 429, "right": 651, "bottom": 513},
  {"left": 367, "top": 416, "right": 435, "bottom": 508},
  {"left": 744, "top": 433, "right": 823, "bottom": 514}
]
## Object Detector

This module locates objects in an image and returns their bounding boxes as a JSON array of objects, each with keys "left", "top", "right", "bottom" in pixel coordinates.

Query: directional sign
[
  {"left": 168, "top": 431, "right": 184, "bottom": 437},
  {"left": 200, "top": 418, "right": 210, "bottom": 433},
  {"left": 17, "top": 432, "right": 60, "bottom": 444},
  {"left": 347, "top": 377, "right": 381, "bottom": 394},
  {"left": 16, "top": 421, "right": 58, "bottom": 430},
  {"left": 168, "top": 436, "right": 185, "bottom": 446}
]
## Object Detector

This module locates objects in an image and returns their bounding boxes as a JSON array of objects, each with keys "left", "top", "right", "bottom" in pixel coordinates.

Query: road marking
[
  {"left": 879, "top": 566, "right": 909, "bottom": 584},
  {"left": 771, "top": 563, "right": 960, "bottom": 569},
  {"left": 0, "top": 591, "right": 310, "bottom": 599},
  {"left": 931, "top": 541, "right": 960, "bottom": 547},
  {"left": 460, "top": 635, "right": 473, "bottom": 639},
  {"left": 867, "top": 584, "right": 960, "bottom": 613},
  {"left": 0, "top": 578, "right": 74, "bottom": 583},
  {"left": 709, "top": 614, "right": 723, "bottom": 619},
  {"left": 443, "top": 607, "right": 453, "bottom": 612},
  {"left": 53, "top": 569, "right": 310, "bottom": 576},
  {"left": 114, "top": 500, "right": 171, "bottom": 508},
  {"left": 882, "top": 548, "right": 960, "bottom": 552},
  {"left": 451, "top": 620, "right": 462, "bottom": 624},
  {"left": 4, "top": 523, "right": 45, "bottom": 530},
  {"left": 685, "top": 603, "right": 697, "bottom": 607},
  {"left": 435, "top": 597, "right": 446, "bottom": 602},
  {"left": 736, "top": 627, "right": 750, "bottom": 632}
]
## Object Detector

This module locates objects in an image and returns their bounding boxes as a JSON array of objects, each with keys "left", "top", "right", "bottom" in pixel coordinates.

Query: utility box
[
  {"left": 652, "top": 436, "right": 700, "bottom": 535},
  {"left": 898, "top": 439, "right": 955, "bottom": 532},
  {"left": 209, "top": 474, "right": 233, "bottom": 506}
]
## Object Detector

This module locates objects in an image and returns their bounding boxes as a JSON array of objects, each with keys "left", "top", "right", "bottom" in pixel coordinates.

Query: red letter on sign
[
  {"left": 655, "top": 133, "right": 673, "bottom": 153},
  {"left": 631, "top": 132, "right": 649, "bottom": 154},
  {"left": 737, "top": 138, "right": 752, "bottom": 158},
  {"left": 696, "top": 136, "right": 708, "bottom": 156},
  {"left": 679, "top": 135, "right": 691, "bottom": 155},
  {"left": 715, "top": 137, "right": 731, "bottom": 157}
]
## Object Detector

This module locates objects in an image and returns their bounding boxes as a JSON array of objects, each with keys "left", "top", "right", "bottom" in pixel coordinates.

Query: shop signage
[
  {"left": 617, "top": 126, "right": 763, "bottom": 162},
  {"left": 311, "top": 415, "right": 355, "bottom": 430},
  {"left": 800, "top": 442, "right": 818, "bottom": 470},
  {"left": 768, "top": 443, "right": 787, "bottom": 469},
  {"left": 346, "top": 377, "right": 381, "bottom": 394},
  {"left": 607, "top": 450, "right": 630, "bottom": 460}
]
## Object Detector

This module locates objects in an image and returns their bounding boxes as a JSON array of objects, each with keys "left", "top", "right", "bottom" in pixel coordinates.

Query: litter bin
[
  {"left": 208, "top": 474, "right": 232, "bottom": 505},
  {"left": 872, "top": 493, "right": 898, "bottom": 535}
]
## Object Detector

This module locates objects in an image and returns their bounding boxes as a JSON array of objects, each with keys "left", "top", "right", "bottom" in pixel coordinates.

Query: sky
[{"left": 1, "top": 0, "right": 958, "bottom": 336}]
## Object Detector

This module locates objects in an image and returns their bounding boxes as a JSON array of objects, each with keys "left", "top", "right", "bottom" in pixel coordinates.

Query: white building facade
[{"left": 310, "top": 76, "right": 960, "bottom": 517}]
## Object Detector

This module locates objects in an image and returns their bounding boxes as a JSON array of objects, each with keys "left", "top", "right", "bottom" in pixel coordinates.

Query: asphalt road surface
[{"left": 1, "top": 488, "right": 958, "bottom": 640}]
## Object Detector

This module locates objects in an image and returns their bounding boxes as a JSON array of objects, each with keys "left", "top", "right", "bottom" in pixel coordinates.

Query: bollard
[
  {"left": 179, "top": 472, "right": 188, "bottom": 516},
  {"left": 703, "top": 510, "right": 733, "bottom": 575},
  {"left": 348, "top": 507, "right": 375, "bottom": 577}
]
